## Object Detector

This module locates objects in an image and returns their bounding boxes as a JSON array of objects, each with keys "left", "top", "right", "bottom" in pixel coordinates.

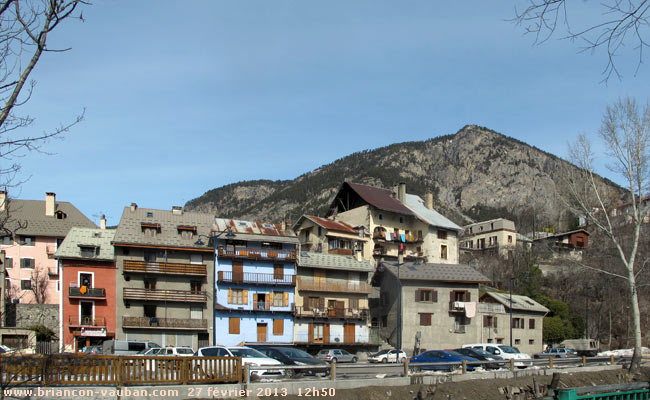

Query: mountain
[{"left": 185, "top": 125, "right": 620, "bottom": 232}]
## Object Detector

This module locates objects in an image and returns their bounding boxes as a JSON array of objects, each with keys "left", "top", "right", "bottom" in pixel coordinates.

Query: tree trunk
[{"left": 626, "top": 265, "right": 642, "bottom": 374}]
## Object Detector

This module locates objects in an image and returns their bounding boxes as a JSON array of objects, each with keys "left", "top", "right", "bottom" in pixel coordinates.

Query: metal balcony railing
[
  {"left": 68, "top": 315, "right": 106, "bottom": 327},
  {"left": 217, "top": 246, "right": 297, "bottom": 261},
  {"left": 69, "top": 286, "right": 106, "bottom": 299},
  {"left": 218, "top": 270, "right": 296, "bottom": 286},
  {"left": 295, "top": 306, "right": 369, "bottom": 320}
]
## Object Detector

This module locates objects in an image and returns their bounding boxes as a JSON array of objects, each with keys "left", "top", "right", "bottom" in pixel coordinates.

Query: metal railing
[
  {"left": 68, "top": 316, "right": 106, "bottom": 326},
  {"left": 68, "top": 287, "right": 106, "bottom": 298},
  {"left": 122, "top": 316, "right": 208, "bottom": 330},
  {"left": 295, "top": 306, "right": 369, "bottom": 320},
  {"left": 218, "top": 270, "right": 296, "bottom": 286},
  {"left": 218, "top": 246, "right": 297, "bottom": 261},
  {"left": 123, "top": 260, "right": 207, "bottom": 276}
]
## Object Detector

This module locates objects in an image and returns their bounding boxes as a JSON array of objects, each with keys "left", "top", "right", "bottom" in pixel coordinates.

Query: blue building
[{"left": 213, "top": 218, "right": 298, "bottom": 346}]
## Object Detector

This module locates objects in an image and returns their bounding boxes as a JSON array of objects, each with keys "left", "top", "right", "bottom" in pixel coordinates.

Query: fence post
[
  {"left": 245, "top": 364, "right": 250, "bottom": 385},
  {"left": 556, "top": 389, "right": 577, "bottom": 400},
  {"left": 462, "top": 360, "right": 466, "bottom": 374},
  {"left": 330, "top": 361, "right": 336, "bottom": 381},
  {"left": 549, "top": 357, "right": 553, "bottom": 369},
  {"left": 182, "top": 358, "right": 189, "bottom": 385},
  {"left": 509, "top": 358, "right": 514, "bottom": 371},
  {"left": 403, "top": 359, "right": 408, "bottom": 377},
  {"left": 582, "top": 356, "right": 586, "bottom": 367},
  {"left": 610, "top": 355, "right": 615, "bottom": 365}
]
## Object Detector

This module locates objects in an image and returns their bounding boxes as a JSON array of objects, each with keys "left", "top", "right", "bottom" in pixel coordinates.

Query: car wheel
[
  {"left": 331, "top": 357, "right": 337, "bottom": 363},
  {"left": 351, "top": 357, "right": 357, "bottom": 363},
  {"left": 382, "top": 357, "right": 388, "bottom": 363}
]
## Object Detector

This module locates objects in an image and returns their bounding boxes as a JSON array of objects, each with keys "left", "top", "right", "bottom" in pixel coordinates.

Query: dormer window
[
  {"left": 146, "top": 212, "right": 154, "bottom": 218},
  {"left": 177, "top": 225, "right": 197, "bottom": 240},
  {"left": 55, "top": 210, "right": 67, "bottom": 220},
  {"left": 141, "top": 223, "right": 161, "bottom": 237},
  {"left": 79, "top": 245, "right": 99, "bottom": 258}
]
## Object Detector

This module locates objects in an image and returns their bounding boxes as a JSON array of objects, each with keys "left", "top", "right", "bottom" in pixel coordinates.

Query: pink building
[{"left": 0, "top": 191, "right": 96, "bottom": 305}]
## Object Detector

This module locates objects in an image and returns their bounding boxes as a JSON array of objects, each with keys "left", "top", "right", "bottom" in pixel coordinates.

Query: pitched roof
[
  {"left": 382, "top": 261, "right": 490, "bottom": 284},
  {"left": 3, "top": 199, "right": 96, "bottom": 237},
  {"left": 332, "top": 182, "right": 415, "bottom": 216},
  {"left": 481, "top": 291, "right": 550, "bottom": 314},
  {"left": 298, "top": 252, "right": 375, "bottom": 272},
  {"left": 403, "top": 194, "right": 462, "bottom": 231},
  {"left": 112, "top": 206, "right": 215, "bottom": 250},
  {"left": 214, "top": 218, "right": 299, "bottom": 244},
  {"left": 54, "top": 228, "right": 116, "bottom": 261},
  {"left": 294, "top": 215, "right": 359, "bottom": 234}
]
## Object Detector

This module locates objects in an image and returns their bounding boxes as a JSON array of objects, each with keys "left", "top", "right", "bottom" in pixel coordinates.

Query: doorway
[{"left": 257, "top": 323, "right": 267, "bottom": 342}]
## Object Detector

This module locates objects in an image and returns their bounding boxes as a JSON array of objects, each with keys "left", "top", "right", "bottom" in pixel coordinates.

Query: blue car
[{"left": 409, "top": 350, "right": 478, "bottom": 372}]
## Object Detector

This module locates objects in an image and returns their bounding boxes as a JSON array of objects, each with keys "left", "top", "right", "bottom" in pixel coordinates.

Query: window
[
  {"left": 144, "top": 228, "right": 157, "bottom": 237},
  {"left": 512, "top": 317, "right": 524, "bottom": 329},
  {"left": 20, "top": 258, "right": 34, "bottom": 269},
  {"left": 80, "top": 246, "right": 98, "bottom": 258},
  {"left": 529, "top": 319, "right": 535, "bottom": 329},
  {"left": 1, "top": 236, "right": 11, "bottom": 245},
  {"left": 273, "top": 264, "right": 284, "bottom": 280},
  {"left": 144, "top": 305, "right": 156, "bottom": 318},
  {"left": 180, "top": 230, "right": 193, "bottom": 239},
  {"left": 454, "top": 315, "right": 467, "bottom": 332},
  {"left": 272, "top": 292, "right": 283, "bottom": 307},
  {"left": 230, "top": 289, "right": 245, "bottom": 305},
  {"left": 349, "top": 298, "right": 359, "bottom": 310},
  {"left": 273, "top": 319, "right": 283, "bottom": 335},
  {"left": 417, "top": 230, "right": 423, "bottom": 240},
  {"left": 317, "top": 227, "right": 322, "bottom": 237},
  {"left": 190, "top": 281, "right": 202, "bottom": 294},
  {"left": 5, "top": 257, "right": 12, "bottom": 269},
  {"left": 484, "top": 315, "right": 497, "bottom": 328},
  {"left": 489, "top": 236, "right": 497, "bottom": 246},
  {"left": 508, "top": 235, "right": 513, "bottom": 243},
  {"left": 515, "top": 339, "right": 521, "bottom": 345},
  {"left": 399, "top": 217, "right": 404, "bottom": 223},
  {"left": 529, "top": 339, "right": 535, "bottom": 345},
  {"left": 378, "top": 214, "right": 383, "bottom": 220},
  {"left": 381, "top": 315, "right": 387, "bottom": 327},
  {"left": 416, "top": 289, "right": 436, "bottom": 303},
  {"left": 496, "top": 338, "right": 504, "bottom": 344},
  {"left": 146, "top": 212, "right": 154, "bottom": 218},
  {"left": 20, "top": 236, "right": 35, "bottom": 246},
  {"left": 419, "top": 313, "right": 432, "bottom": 326},
  {"left": 144, "top": 279, "right": 156, "bottom": 290},
  {"left": 312, "top": 323, "right": 324, "bottom": 342},
  {"left": 55, "top": 210, "right": 66, "bottom": 220},
  {"left": 261, "top": 242, "right": 282, "bottom": 250},
  {"left": 229, "top": 317, "right": 240, "bottom": 334},
  {"left": 21, "top": 280, "right": 31, "bottom": 290},
  {"left": 190, "top": 254, "right": 202, "bottom": 265},
  {"left": 440, "top": 245, "right": 448, "bottom": 259},
  {"left": 437, "top": 230, "right": 447, "bottom": 240}
]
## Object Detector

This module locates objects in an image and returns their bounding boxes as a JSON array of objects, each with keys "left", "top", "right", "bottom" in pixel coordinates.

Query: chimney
[
  {"left": 172, "top": 206, "right": 183, "bottom": 215},
  {"left": 45, "top": 192, "right": 56, "bottom": 216},
  {"left": 398, "top": 183, "right": 406, "bottom": 203},
  {"left": 130, "top": 203, "right": 138, "bottom": 212},
  {"left": 425, "top": 192, "right": 434, "bottom": 210},
  {"left": 280, "top": 221, "right": 287, "bottom": 231},
  {"left": 100, "top": 214, "right": 106, "bottom": 230},
  {"left": 0, "top": 190, "right": 6, "bottom": 212}
]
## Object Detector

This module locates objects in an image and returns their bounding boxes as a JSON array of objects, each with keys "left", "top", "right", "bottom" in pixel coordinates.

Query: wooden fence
[{"left": 0, "top": 354, "right": 242, "bottom": 386}]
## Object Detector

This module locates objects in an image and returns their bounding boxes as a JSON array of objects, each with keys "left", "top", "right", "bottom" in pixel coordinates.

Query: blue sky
[{"left": 10, "top": 1, "right": 648, "bottom": 226}]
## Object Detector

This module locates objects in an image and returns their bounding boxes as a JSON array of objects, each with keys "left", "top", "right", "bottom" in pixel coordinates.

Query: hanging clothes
[{"left": 400, "top": 233, "right": 406, "bottom": 242}]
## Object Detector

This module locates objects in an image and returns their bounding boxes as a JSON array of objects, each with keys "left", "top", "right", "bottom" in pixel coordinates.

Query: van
[
  {"left": 462, "top": 343, "right": 532, "bottom": 367},
  {"left": 102, "top": 340, "right": 161, "bottom": 355},
  {"left": 560, "top": 339, "right": 599, "bottom": 357}
]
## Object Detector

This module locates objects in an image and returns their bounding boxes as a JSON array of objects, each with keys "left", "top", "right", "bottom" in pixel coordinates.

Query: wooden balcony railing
[
  {"left": 297, "top": 277, "right": 371, "bottom": 294},
  {"left": 122, "top": 316, "right": 208, "bottom": 330},
  {"left": 217, "top": 271, "right": 296, "bottom": 286},
  {"left": 69, "top": 287, "right": 106, "bottom": 299},
  {"left": 68, "top": 316, "right": 106, "bottom": 327},
  {"left": 217, "top": 246, "right": 297, "bottom": 261},
  {"left": 327, "top": 248, "right": 353, "bottom": 256},
  {"left": 123, "top": 260, "right": 207, "bottom": 276},
  {"left": 295, "top": 306, "right": 369, "bottom": 320},
  {"left": 123, "top": 288, "right": 207, "bottom": 303}
]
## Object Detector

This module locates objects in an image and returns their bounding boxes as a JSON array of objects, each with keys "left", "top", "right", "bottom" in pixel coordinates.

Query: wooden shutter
[
  {"left": 483, "top": 316, "right": 489, "bottom": 327},
  {"left": 274, "top": 264, "right": 284, "bottom": 280},
  {"left": 432, "top": 290, "right": 438, "bottom": 302},
  {"left": 318, "top": 297, "right": 325, "bottom": 310},
  {"left": 415, "top": 289, "right": 421, "bottom": 302},
  {"left": 243, "top": 289, "right": 248, "bottom": 305},
  {"left": 283, "top": 291, "right": 289, "bottom": 307},
  {"left": 323, "top": 323, "right": 330, "bottom": 343},
  {"left": 229, "top": 317, "right": 240, "bottom": 334},
  {"left": 227, "top": 289, "right": 233, "bottom": 304},
  {"left": 493, "top": 317, "right": 498, "bottom": 328},
  {"left": 466, "top": 291, "right": 471, "bottom": 302},
  {"left": 273, "top": 319, "right": 283, "bottom": 335},
  {"left": 529, "top": 318, "right": 535, "bottom": 329},
  {"left": 510, "top": 317, "right": 514, "bottom": 328},
  {"left": 308, "top": 323, "right": 314, "bottom": 342},
  {"left": 303, "top": 296, "right": 310, "bottom": 311},
  {"left": 450, "top": 290, "right": 455, "bottom": 302}
]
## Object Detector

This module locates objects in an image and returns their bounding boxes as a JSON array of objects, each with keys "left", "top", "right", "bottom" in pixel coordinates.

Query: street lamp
[
  {"left": 194, "top": 228, "right": 235, "bottom": 246},
  {"left": 509, "top": 276, "right": 515, "bottom": 347}
]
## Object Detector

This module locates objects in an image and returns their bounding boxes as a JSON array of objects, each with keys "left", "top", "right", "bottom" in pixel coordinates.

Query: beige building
[
  {"left": 293, "top": 215, "right": 368, "bottom": 255},
  {"left": 373, "top": 261, "right": 490, "bottom": 355},
  {"left": 478, "top": 291, "right": 549, "bottom": 355},
  {"left": 294, "top": 252, "right": 376, "bottom": 352},
  {"left": 327, "top": 182, "right": 461, "bottom": 264},
  {"left": 112, "top": 204, "right": 215, "bottom": 350},
  {"left": 461, "top": 218, "right": 517, "bottom": 258}
]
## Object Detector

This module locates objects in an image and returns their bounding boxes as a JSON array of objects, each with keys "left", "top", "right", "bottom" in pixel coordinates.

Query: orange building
[{"left": 55, "top": 225, "right": 116, "bottom": 352}]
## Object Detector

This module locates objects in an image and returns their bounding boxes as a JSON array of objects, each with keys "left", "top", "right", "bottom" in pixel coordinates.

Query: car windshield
[
  {"left": 499, "top": 346, "right": 519, "bottom": 354},
  {"left": 318, "top": 350, "right": 329, "bottom": 355},
  {"left": 469, "top": 348, "right": 491, "bottom": 357},
  {"left": 373, "top": 349, "right": 390, "bottom": 356},
  {"left": 229, "top": 348, "right": 267, "bottom": 358},
  {"left": 278, "top": 348, "right": 312, "bottom": 358},
  {"left": 177, "top": 348, "right": 193, "bottom": 355}
]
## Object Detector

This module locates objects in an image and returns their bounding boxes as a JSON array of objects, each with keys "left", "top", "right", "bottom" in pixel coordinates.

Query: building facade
[
  {"left": 213, "top": 218, "right": 298, "bottom": 346},
  {"left": 461, "top": 218, "right": 517, "bottom": 257},
  {"left": 113, "top": 204, "right": 214, "bottom": 350},
  {"left": 55, "top": 226, "right": 116, "bottom": 352},
  {"left": 294, "top": 252, "right": 376, "bottom": 352},
  {"left": 326, "top": 182, "right": 461, "bottom": 264},
  {"left": 293, "top": 215, "right": 368, "bottom": 255}
]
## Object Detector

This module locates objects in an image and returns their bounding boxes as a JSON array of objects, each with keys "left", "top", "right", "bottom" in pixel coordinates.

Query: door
[
  {"left": 314, "top": 270, "right": 326, "bottom": 289},
  {"left": 257, "top": 323, "right": 267, "bottom": 342},
  {"left": 232, "top": 261, "right": 243, "bottom": 283},
  {"left": 344, "top": 323, "right": 355, "bottom": 344},
  {"left": 335, "top": 301, "right": 345, "bottom": 317},
  {"left": 80, "top": 301, "right": 93, "bottom": 325},
  {"left": 80, "top": 273, "right": 92, "bottom": 288}
]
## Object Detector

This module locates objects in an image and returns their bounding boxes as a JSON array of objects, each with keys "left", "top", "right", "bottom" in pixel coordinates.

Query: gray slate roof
[
  {"left": 214, "top": 218, "right": 299, "bottom": 244},
  {"left": 482, "top": 291, "right": 550, "bottom": 314},
  {"left": 298, "top": 252, "right": 375, "bottom": 272},
  {"left": 112, "top": 206, "right": 215, "bottom": 250},
  {"left": 54, "top": 228, "right": 116, "bottom": 261},
  {"left": 382, "top": 261, "right": 490, "bottom": 283},
  {"left": 403, "top": 194, "right": 462, "bottom": 232},
  {"left": 3, "top": 199, "right": 96, "bottom": 237}
]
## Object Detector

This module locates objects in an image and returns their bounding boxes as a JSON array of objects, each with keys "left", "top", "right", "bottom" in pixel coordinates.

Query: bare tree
[
  {"left": 513, "top": 1, "right": 650, "bottom": 81},
  {"left": 560, "top": 97, "right": 649, "bottom": 373},
  {"left": 0, "top": 0, "right": 86, "bottom": 188},
  {"left": 29, "top": 266, "right": 48, "bottom": 304}
]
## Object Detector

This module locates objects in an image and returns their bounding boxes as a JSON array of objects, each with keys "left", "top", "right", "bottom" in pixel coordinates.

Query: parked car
[
  {"left": 409, "top": 350, "right": 478, "bottom": 372},
  {"left": 83, "top": 345, "right": 103, "bottom": 355},
  {"left": 137, "top": 347, "right": 163, "bottom": 356},
  {"left": 462, "top": 343, "right": 532, "bottom": 368},
  {"left": 248, "top": 345, "right": 329, "bottom": 376},
  {"left": 195, "top": 346, "right": 285, "bottom": 377},
  {"left": 368, "top": 349, "right": 407, "bottom": 363},
  {"left": 454, "top": 347, "right": 503, "bottom": 369},
  {"left": 159, "top": 347, "right": 194, "bottom": 356},
  {"left": 533, "top": 347, "right": 577, "bottom": 359},
  {"left": 102, "top": 340, "right": 161, "bottom": 355},
  {"left": 316, "top": 349, "right": 357, "bottom": 363}
]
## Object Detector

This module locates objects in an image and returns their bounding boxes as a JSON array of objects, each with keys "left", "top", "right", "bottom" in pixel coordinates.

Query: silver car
[{"left": 316, "top": 349, "right": 358, "bottom": 363}]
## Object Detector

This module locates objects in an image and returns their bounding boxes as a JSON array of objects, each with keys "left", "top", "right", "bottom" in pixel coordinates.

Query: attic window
[
  {"left": 178, "top": 225, "right": 197, "bottom": 240},
  {"left": 146, "top": 212, "right": 154, "bottom": 218},
  {"left": 262, "top": 223, "right": 274, "bottom": 229},
  {"left": 79, "top": 245, "right": 99, "bottom": 258},
  {"left": 238, "top": 222, "right": 247, "bottom": 227},
  {"left": 55, "top": 210, "right": 67, "bottom": 220},
  {"left": 141, "top": 223, "right": 161, "bottom": 237}
]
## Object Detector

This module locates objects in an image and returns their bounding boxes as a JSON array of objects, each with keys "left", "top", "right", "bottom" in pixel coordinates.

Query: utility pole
[{"left": 509, "top": 276, "right": 514, "bottom": 347}]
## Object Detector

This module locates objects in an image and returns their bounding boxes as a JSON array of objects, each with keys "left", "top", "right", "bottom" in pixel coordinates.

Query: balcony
[
  {"left": 295, "top": 306, "right": 369, "bottom": 320},
  {"left": 122, "top": 316, "right": 207, "bottom": 330},
  {"left": 217, "top": 246, "right": 297, "bottom": 262},
  {"left": 372, "top": 232, "right": 423, "bottom": 244},
  {"left": 68, "top": 316, "right": 106, "bottom": 327},
  {"left": 69, "top": 286, "right": 106, "bottom": 299},
  {"left": 123, "top": 260, "right": 207, "bottom": 276},
  {"left": 327, "top": 248, "right": 353, "bottom": 256},
  {"left": 297, "top": 277, "right": 371, "bottom": 294},
  {"left": 48, "top": 267, "right": 59, "bottom": 276},
  {"left": 217, "top": 271, "right": 296, "bottom": 286},
  {"left": 251, "top": 301, "right": 295, "bottom": 312},
  {"left": 449, "top": 301, "right": 466, "bottom": 312},
  {"left": 123, "top": 288, "right": 207, "bottom": 303}
]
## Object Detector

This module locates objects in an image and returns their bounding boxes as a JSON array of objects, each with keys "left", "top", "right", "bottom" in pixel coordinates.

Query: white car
[
  {"left": 462, "top": 343, "right": 532, "bottom": 368},
  {"left": 368, "top": 349, "right": 407, "bottom": 363},
  {"left": 159, "top": 347, "right": 194, "bottom": 356},
  {"left": 195, "top": 346, "right": 285, "bottom": 377}
]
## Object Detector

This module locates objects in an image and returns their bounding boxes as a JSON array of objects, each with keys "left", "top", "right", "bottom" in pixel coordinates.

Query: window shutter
[
  {"left": 273, "top": 319, "right": 283, "bottom": 335},
  {"left": 510, "top": 318, "right": 514, "bottom": 328},
  {"left": 227, "top": 289, "right": 233, "bottom": 304},
  {"left": 274, "top": 264, "right": 284, "bottom": 280},
  {"left": 308, "top": 323, "right": 314, "bottom": 342},
  {"left": 283, "top": 291, "right": 289, "bottom": 307},
  {"left": 450, "top": 290, "right": 455, "bottom": 303},
  {"left": 269, "top": 291, "right": 274, "bottom": 306},
  {"left": 318, "top": 297, "right": 325, "bottom": 310},
  {"left": 323, "top": 323, "right": 330, "bottom": 343},
  {"left": 415, "top": 289, "right": 420, "bottom": 302},
  {"left": 483, "top": 316, "right": 489, "bottom": 327},
  {"left": 243, "top": 289, "right": 248, "bottom": 305},
  {"left": 529, "top": 318, "right": 535, "bottom": 329},
  {"left": 20, "top": 258, "right": 25, "bottom": 268},
  {"left": 229, "top": 317, "right": 240, "bottom": 334},
  {"left": 466, "top": 291, "right": 471, "bottom": 302},
  {"left": 493, "top": 317, "right": 498, "bottom": 328},
  {"left": 433, "top": 290, "right": 438, "bottom": 302},
  {"left": 303, "top": 296, "right": 310, "bottom": 311}
]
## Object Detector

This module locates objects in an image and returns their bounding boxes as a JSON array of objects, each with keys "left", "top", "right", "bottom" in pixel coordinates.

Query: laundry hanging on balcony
[{"left": 400, "top": 233, "right": 406, "bottom": 242}]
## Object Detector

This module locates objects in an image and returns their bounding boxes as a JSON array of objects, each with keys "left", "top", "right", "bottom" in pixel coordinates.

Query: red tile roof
[
  {"left": 304, "top": 215, "right": 358, "bottom": 234},
  {"left": 345, "top": 182, "right": 414, "bottom": 216}
]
